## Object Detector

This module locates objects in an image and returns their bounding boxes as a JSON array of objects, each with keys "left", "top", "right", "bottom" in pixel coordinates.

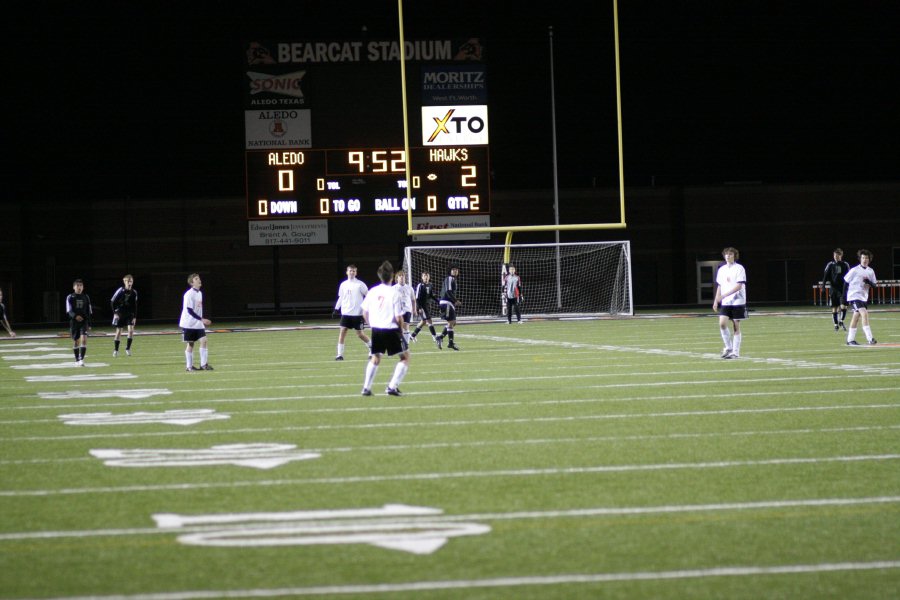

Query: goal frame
[{"left": 403, "top": 241, "right": 634, "bottom": 320}]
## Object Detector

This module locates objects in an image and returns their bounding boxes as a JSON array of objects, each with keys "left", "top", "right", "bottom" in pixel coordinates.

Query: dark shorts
[
  {"left": 371, "top": 328, "right": 407, "bottom": 356},
  {"left": 402, "top": 311, "right": 412, "bottom": 324},
  {"left": 70, "top": 320, "right": 89, "bottom": 340},
  {"left": 182, "top": 328, "right": 207, "bottom": 343},
  {"left": 340, "top": 315, "right": 365, "bottom": 330},
  {"left": 114, "top": 311, "right": 136, "bottom": 327},
  {"left": 718, "top": 305, "right": 748, "bottom": 321},
  {"left": 416, "top": 306, "right": 432, "bottom": 321},
  {"left": 849, "top": 300, "right": 869, "bottom": 312},
  {"left": 440, "top": 303, "right": 457, "bottom": 322},
  {"left": 829, "top": 288, "right": 846, "bottom": 307}
]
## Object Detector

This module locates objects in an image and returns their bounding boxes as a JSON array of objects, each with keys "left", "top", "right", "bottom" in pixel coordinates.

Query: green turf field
[{"left": 1, "top": 308, "right": 898, "bottom": 599}]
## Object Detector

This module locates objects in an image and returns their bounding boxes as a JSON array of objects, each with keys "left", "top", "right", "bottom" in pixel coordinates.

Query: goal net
[{"left": 403, "top": 241, "right": 633, "bottom": 320}]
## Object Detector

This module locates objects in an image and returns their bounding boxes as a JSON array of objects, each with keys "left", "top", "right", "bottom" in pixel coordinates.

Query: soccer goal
[{"left": 403, "top": 241, "right": 633, "bottom": 319}]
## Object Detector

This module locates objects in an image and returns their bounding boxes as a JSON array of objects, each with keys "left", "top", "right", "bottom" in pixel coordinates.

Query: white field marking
[
  {"left": 5, "top": 424, "right": 898, "bottom": 467},
  {"left": 58, "top": 409, "right": 230, "bottom": 427},
  {"left": 4, "top": 423, "right": 899, "bottom": 467},
  {"left": 468, "top": 333, "right": 900, "bottom": 375},
  {"left": 4, "top": 402, "right": 898, "bottom": 442},
  {"left": 38, "top": 389, "right": 173, "bottom": 400},
  {"left": 24, "top": 373, "right": 137, "bottom": 383},
  {"left": 90, "top": 444, "right": 320, "bottom": 469},
  {"left": 156, "top": 504, "right": 486, "bottom": 554},
  {"left": 1, "top": 454, "right": 898, "bottom": 497},
  {"left": 12, "top": 361, "right": 109, "bottom": 370},
  {"left": 0, "top": 343, "right": 61, "bottom": 351},
  {"left": 2, "top": 495, "right": 897, "bottom": 543},
  {"left": 3, "top": 353, "right": 73, "bottom": 360},
  {"left": 4, "top": 383, "right": 897, "bottom": 417}
]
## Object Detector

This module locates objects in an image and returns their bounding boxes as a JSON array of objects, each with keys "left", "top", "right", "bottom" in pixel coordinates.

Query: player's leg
[
  {"left": 846, "top": 302, "right": 862, "bottom": 344},
  {"left": 858, "top": 307, "right": 876, "bottom": 343},
  {"left": 125, "top": 322, "right": 135, "bottom": 355},
  {"left": 730, "top": 319, "right": 742, "bottom": 358},
  {"left": 113, "top": 326, "right": 122, "bottom": 356},
  {"left": 336, "top": 326, "right": 348, "bottom": 359},
  {"left": 718, "top": 314, "right": 733, "bottom": 357}
]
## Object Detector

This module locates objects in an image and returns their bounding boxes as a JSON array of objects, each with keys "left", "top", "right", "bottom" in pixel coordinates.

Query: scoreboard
[{"left": 246, "top": 146, "right": 490, "bottom": 219}]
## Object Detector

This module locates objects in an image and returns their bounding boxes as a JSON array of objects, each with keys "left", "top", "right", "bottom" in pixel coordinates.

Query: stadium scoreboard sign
[
  {"left": 247, "top": 146, "right": 488, "bottom": 218},
  {"left": 243, "top": 38, "right": 490, "bottom": 221}
]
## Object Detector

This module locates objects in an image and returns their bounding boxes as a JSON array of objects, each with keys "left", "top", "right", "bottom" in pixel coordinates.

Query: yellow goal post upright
[{"left": 395, "top": 0, "right": 627, "bottom": 241}]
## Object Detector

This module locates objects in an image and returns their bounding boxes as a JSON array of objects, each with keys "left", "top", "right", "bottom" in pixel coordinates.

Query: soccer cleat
[
  {"left": 435, "top": 336, "right": 442, "bottom": 350},
  {"left": 75, "top": 360, "right": 84, "bottom": 367},
  {"left": 868, "top": 339, "right": 878, "bottom": 345},
  {"left": 113, "top": 350, "right": 118, "bottom": 357},
  {"left": 840, "top": 322, "right": 846, "bottom": 331},
  {"left": 846, "top": 341, "right": 860, "bottom": 346},
  {"left": 724, "top": 352, "right": 739, "bottom": 359},
  {"left": 126, "top": 349, "right": 132, "bottom": 356},
  {"left": 200, "top": 364, "right": 214, "bottom": 370},
  {"left": 507, "top": 321, "right": 512, "bottom": 325},
  {"left": 386, "top": 387, "right": 402, "bottom": 396},
  {"left": 518, "top": 320, "right": 524, "bottom": 324},
  {"left": 186, "top": 367, "right": 195, "bottom": 372},
  {"left": 410, "top": 333, "right": 418, "bottom": 343},
  {"left": 361, "top": 389, "right": 372, "bottom": 396},
  {"left": 834, "top": 324, "right": 840, "bottom": 331},
  {"left": 448, "top": 342, "right": 460, "bottom": 351},
  {"left": 720, "top": 348, "right": 732, "bottom": 358},
  {"left": 335, "top": 355, "right": 344, "bottom": 361}
]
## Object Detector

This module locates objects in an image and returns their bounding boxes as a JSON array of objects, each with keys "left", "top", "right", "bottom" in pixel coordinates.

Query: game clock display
[{"left": 246, "top": 146, "right": 490, "bottom": 219}]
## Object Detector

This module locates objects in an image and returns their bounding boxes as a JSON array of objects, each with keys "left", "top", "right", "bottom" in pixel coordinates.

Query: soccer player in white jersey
[
  {"left": 179, "top": 273, "right": 213, "bottom": 371},
  {"left": 333, "top": 264, "right": 371, "bottom": 360},
  {"left": 393, "top": 269, "right": 416, "bottom": 343},
  {"left": 712, "top": 247, "right": 747, "bottom": 359},
  {"left": 844, "top": 249, "right": 878, "bottom": 346},
  {"left": 360, "top": 261, "right": 410, "bottom": 397}
]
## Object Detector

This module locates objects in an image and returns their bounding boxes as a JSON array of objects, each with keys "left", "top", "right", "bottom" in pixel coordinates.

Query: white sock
[
  {"left": 719, "top": 328, "right": 732, "bottom": 350},
  {"left": 363, "top": 362, "right": 378, "bottom": 390},
  {"left": 863, "top": 325, "right": 873, "bottom": 341},
  {"left": 847, "top": 328, "right": 857, "bottom": 342},
  {"left": 185, "top": 350, "right": 193, "bottom": 369},
  {"left": 732, "top": 333, "right": 742, "bottom": 355},
  {"left": 337, "top": 343, "right": 345, "bottom": 357},
  {"left": 200, "top": 348, "right": 208, "bottom": 366},
  {"left": 389, "top": 362, "right": 409, "bottom": 390}
]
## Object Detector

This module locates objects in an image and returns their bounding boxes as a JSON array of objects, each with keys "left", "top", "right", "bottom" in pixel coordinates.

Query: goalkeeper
[
  {"left": 503, "top": 265, "right": 523, "bottom": 324},
  {"left": 410, "top": 271, "right": 439, "bottom": 343},
  {"left": 435, "top": 266, "right": 461, "bottom": 351}
]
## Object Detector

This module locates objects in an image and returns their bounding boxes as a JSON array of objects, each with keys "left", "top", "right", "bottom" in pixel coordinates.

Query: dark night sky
[{"left": 6, "top": 1, "right": 898, "bottom": 201}]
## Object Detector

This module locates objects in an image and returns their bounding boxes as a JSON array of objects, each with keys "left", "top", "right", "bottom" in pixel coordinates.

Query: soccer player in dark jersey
[
  {"left": 435, "top": 266, "right": 461, "bottom": 351},
  {"left": 821, "top": 248, "right": 851, "bottom": 331},
  {"left": 410, "top": 271, "right": 439, "bottom": 343},
  {"left": 66, "top": 279, "right": 92, "bottom": 365},
  {"left": 0, "top": 288, "right": 16, "bottom": 338},
  {"left": 111, "top": 274, "right": 138, "bottom": 356}
]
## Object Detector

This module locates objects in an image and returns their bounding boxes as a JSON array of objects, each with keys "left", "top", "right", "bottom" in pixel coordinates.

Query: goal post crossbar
[{"left": 406, "top": 222, "right": 627, "bottom": 237}]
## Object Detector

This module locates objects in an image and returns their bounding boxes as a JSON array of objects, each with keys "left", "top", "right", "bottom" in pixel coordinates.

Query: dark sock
[
  {"left": 841, "top": 309, "right": 847, "bottom": 322},
  {"left": 73, "top": 348, "right": 80, "bottom": 361},
  {"left": 80, "top": 346, "right": 86, "bottom": 360},
  {"left": 832, "top": 313, "right": 839, "bottom": 325},
  {"left": 448, "top": 329, "right": 454, "bottom": 342},
  {"left": 428, "top": 325, "right": 436, "bottom": 336},
  {"left": 126, "top": 337, "right": 133, "bottom": 350},
  {"left": 114, "top": 340, "right": 121, "bottom": 351}
]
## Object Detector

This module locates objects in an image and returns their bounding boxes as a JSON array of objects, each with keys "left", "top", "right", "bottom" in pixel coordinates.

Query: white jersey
[
  {"left": 716, "top": 262, "right": 747, "bottom": 306},
  {"left": 334, "top": 278, "right": 368, "bottom": 316},
  {"left": 394, "top": 282, "right": 415, "bottom": 313},
  {"left": 362, "top": 283, "right": 401, "bottom": 329},
  {"left": 179, "top": 288, "right": 205, "bottom": 329},
  {"left": 844, "top": 265, "right": 876, "bottom": 302}
]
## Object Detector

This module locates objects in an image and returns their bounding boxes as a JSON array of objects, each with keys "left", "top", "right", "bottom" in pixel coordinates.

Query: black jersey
[
  {"left": 414, "top": 281, "right": 437, "bottom": 306},
  {"left": 111, "top": 287, "right": 138, "bottom": 315},
  {"left": 823, "top": 260, "right": 851, "bottom": 289},
  {"left": 440, "top": 274, "right": 459, "bottom": 304},
  {"left": 66, "top": 293, "right": 92, "bottom": 324}
]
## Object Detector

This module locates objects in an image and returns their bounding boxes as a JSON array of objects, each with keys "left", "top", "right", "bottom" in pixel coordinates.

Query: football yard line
[
  {"left": 3, "top": 424, "right": 899, "bottom": 467},
  {"left": 2, "top": 495, "right": 899, "bottom": 541},
  {"left": 2, "top": 453, "right": 898, "bottom": 497}
]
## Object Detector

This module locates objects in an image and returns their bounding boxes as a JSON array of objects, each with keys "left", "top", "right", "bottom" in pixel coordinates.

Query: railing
[{"left": 813, "top": 281, "right": 900, "bottom": 305}]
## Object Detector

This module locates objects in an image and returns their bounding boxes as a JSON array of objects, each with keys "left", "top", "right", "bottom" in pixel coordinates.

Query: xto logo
[{"left": 422, "top": 105, "right": 489, "bottom": 146}]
